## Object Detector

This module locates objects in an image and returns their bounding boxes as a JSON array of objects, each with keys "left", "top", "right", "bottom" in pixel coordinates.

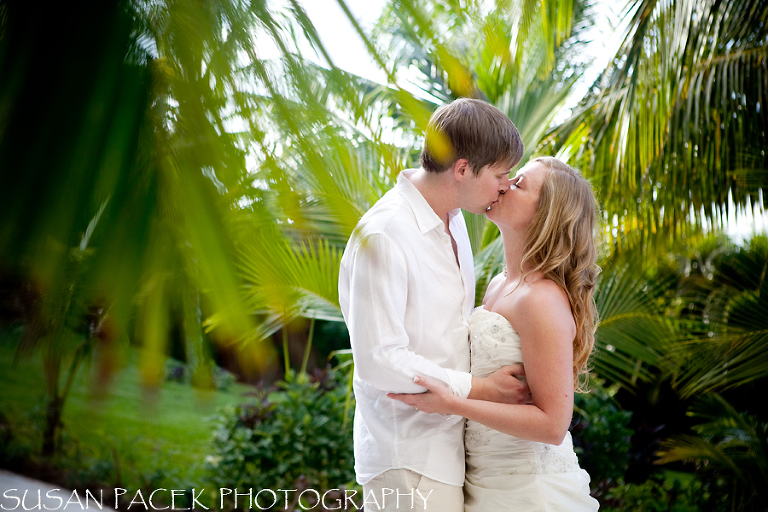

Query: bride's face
[{"left": 486, "top": 161, "right": 546, "bottom": 231}]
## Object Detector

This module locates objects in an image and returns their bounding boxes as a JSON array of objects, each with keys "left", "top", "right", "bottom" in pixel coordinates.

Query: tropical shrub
[
  {"left": 658, "top": 394, "right": 768, "bottom": 512},
  {"left": 0, "top": 409, "right": 34, "bottom": 471},
  {"left": 601, "top": 471, "right": 727, "bottom": 512},
  {"left": 205, "top": 367, "right": 355, "bottom": 510},
  {"left": 571, "top": 378, "right": 633, "bottom": 489}
]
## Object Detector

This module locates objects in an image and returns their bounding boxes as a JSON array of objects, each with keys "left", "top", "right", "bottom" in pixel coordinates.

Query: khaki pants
[{"left": 362, "top": 468, "right": 463, "bottom": 511}]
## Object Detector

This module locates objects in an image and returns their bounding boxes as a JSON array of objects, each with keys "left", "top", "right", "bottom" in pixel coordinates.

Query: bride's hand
[{"left": 387, "top": 376, "right": 458, "bottom": 415}]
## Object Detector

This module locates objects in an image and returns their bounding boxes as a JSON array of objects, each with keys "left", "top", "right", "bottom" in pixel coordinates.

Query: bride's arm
[{"left": 388, "top": 280, "right": 575, "bottom": 445}]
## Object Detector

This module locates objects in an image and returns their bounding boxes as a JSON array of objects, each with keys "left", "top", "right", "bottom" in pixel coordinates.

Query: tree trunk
[{"left": 42, "top": 395, "right": 63, "bottom": 456}]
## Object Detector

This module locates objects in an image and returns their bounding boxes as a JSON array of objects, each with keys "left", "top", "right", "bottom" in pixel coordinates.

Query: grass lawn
[{"left": 0, "top": 327, "right": 256, "bottom": 489}]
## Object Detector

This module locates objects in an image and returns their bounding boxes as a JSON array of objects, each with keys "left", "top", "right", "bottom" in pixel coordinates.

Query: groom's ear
[{"left": 452, "top": 158, "right": 473, "bottom": 180}]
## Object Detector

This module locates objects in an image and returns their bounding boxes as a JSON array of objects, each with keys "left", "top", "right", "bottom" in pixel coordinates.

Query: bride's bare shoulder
[
  {"left": 515, "top": 279, "right": 576, "bottom": 338},
  {"left": 489, "top": 277, "right": 571, "bottom": 330}
]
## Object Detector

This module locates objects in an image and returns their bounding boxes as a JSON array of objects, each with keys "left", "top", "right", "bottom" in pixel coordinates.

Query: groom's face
[
  {"left": 459, "top": 162, "right": 512, "bottom": 215},
  {"left": 486, "top": 161, "right": 546, "bottom": 230}
]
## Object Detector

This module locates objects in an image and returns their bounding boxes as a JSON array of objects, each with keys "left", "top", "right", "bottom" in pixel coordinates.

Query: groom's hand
[{"left": 468, "top": 364, "right": 532, "bottom": 404}]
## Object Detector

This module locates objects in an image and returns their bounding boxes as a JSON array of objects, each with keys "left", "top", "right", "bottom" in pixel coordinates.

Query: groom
[{"left": 338, "top": 98, "right": 530, "bottom": 511}]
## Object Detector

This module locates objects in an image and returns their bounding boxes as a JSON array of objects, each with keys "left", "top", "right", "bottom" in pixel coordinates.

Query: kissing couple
[{"left": 339, "top": 98, "right": 600, "bottom": 511}]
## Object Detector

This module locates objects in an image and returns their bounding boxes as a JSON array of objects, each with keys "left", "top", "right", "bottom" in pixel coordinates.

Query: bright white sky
[
  {"left": 291, "top": 0, "right": 766, "bottom": 240},
  {"left": 296, "top": 0, "right": 389, "bottom": 84}
]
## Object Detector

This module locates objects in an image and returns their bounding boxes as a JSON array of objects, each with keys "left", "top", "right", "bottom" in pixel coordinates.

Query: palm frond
[
  {"left": 658, "top": 393, "right": 768, "bottom": 505},
  {"left": 592, "top": 262, "right": 678, "bottom": 387},
  {"left": 556, "top": 0, "right": 768, "bottom": 253},
  {"left": 675, "top": 235, "right": 768, "bottom": 396}
]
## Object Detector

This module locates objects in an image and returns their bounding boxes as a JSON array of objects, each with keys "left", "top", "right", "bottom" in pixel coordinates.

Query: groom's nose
[{"left": 499, "top": 177, "right": 511, "bottom": 193}]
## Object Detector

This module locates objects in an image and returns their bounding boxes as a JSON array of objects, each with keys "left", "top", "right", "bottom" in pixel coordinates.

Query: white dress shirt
[{"left": 339, "top": 169, "right": 476, "bottom": 486}]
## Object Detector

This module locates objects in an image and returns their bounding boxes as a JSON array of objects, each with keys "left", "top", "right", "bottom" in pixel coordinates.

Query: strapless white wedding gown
[{"left": 464, "top": 307, "right": 599, "bottom": 511}]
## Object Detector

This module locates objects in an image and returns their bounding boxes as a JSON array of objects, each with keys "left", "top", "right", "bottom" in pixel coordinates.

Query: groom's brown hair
[{"left": 420, "top": 98, "right": 524, "bottom": 175}]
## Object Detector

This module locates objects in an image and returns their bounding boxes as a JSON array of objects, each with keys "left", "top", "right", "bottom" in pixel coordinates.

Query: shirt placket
[
  {"left": 437, "top": 228, "right": 469, "bottom": 324},
  {"left": 448, "top": 216, "right": 474, "bottom": 324}
]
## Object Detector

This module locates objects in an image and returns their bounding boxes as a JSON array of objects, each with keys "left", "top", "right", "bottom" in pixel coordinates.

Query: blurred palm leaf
[{"left": 0, "top": 0, "right": 390, "bottom": 381}]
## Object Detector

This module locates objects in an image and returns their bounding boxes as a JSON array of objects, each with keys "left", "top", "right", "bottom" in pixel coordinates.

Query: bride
[{"left": 389, "top": 156, "right": 600, "bottom": 511}]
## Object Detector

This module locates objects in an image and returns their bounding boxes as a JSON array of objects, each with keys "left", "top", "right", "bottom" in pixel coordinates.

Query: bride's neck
[{"left": 501, "top": 230, "right": 530, "bottom": 281}]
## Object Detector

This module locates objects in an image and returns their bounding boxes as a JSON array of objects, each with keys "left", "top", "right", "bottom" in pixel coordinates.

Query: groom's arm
[
  {"left": 469, "top": 364, "right": 532, "bottom": 404},
  {"left": 339, "top": 232, "right": 472, "bottom": 397}
]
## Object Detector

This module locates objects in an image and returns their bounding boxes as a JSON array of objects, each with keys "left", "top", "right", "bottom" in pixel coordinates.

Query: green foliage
[
  {"left": 47, "top": 432, "right": 196, "bottom": 508},
  {"left": 571, "top": 378, "right": 633, "bottom": 486},
  {"left": 52, "top": 432, "right": 122, "bottom": 490},
  {"left": 674, "top": 235, "right": 768, "bottom": 397},
  {"left": 658, "top": 394, "right": 768, "bottom": 511},
  {"left": 601, "top": 472, "right": 726, "bottom": 512},
  {"left": 555, "top": 0, "right": 768, "bottom": 253},
  {"left": 0, "top": 403, "right": 182, "bottom": 497},
  {"left": 0, "top": 409, "right": 34, "bottom": 470},
  {"left": 592, "top": 256, "right": 680, "bottom": 388},
  {"left": 205, "top": 368, "right": 356, "bottom": 507},
  {"left": 578, "top": 235, "right": 768, "bottom": 509}
]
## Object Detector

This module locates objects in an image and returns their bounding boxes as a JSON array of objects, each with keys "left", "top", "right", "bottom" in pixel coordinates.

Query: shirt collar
[{"left": 397, "top": 169, "right": 460, "bottom": 235}]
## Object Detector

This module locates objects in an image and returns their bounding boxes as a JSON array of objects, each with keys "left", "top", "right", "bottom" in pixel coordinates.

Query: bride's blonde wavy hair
[{"left": 518, "top": 157, "right": 600, "bottom": 391}]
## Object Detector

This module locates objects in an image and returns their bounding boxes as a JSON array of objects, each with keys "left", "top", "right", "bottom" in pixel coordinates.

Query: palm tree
[
  {"left": 555, "top": 0, "right": 768, "bottom": 253},
  {"left": 9, "top": 209, "right": 112, "bottom": 455}
]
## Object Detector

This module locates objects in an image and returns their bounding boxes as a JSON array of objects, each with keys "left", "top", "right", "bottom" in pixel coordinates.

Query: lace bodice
[
  {"left": 465, "top": 306, "right": 581, "bottom": 476},
  {"left": 469, "top": 306, "right": 523, "bottom": 378}
]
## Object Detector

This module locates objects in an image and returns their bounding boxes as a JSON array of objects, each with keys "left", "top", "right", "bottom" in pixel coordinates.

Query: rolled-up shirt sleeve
[{"left": 340, "top": 233, "right": 472, "bottom": 397}]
